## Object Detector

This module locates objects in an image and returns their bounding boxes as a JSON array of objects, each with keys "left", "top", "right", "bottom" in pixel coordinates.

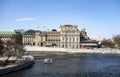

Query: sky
[{"left": 0, "top": 0, "right": 120, "bottom": 39}]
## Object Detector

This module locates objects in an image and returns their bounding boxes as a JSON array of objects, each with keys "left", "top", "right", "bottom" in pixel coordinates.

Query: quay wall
[
  {"left": 25, "top": 46, "right": 120, "bottom": 54},
  {"left": 0, "top": 60, "right": 34, "bottom": 75}
]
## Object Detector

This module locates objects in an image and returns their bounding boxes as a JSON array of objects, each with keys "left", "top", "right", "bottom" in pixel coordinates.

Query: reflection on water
[{"left": 1, "top": 54, "right": 120, "bottom": 77}]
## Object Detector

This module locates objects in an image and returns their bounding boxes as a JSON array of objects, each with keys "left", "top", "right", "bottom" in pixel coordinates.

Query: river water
[{"left": 1, "top": 53, "right": 120, "bottom": 77}]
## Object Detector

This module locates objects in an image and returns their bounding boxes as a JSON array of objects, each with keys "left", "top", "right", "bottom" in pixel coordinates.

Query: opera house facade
[{"left": 0, "top": 25, "right": 90, "bottom": 48}]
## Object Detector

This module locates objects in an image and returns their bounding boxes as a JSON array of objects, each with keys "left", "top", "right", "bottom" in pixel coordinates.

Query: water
[{"left": 1, "top": 53, "right": 120, "bottom": 77}]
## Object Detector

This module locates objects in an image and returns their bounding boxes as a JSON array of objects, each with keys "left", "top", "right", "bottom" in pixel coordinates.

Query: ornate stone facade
[
  {"left": 0, "top": 30, "right": 16, "bottom": 42},
  {"left": 22, "top": 25, "right": 87, "bottom": 48},
  {"left": 59, "top": 25, "right": 80, "bottom": 48},
  {"left": 0, "top": 25, "right": 88, "bottom": 48}
]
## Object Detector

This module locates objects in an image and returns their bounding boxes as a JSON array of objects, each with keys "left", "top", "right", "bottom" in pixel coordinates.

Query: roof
[
  {"left": 81, "top": 40, "right": 98, "bottom": 43},
  {"left": 64, "top": 25, "right": 73, "bottom": 26},
  {"left": 23, "top": 30, "right": 35, "bottom": 35},
  {"left": 60, "top": 25, "right": 77, "bottom": 27},
  {"left": 0, "top": 30, "right": 16, "bottom": 34}
]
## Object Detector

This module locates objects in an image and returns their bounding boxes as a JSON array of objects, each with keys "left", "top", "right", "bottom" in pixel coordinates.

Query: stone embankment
[
  {"left": 0, "top": 60, "right": 34, "bottom": 75},
  {"left": 25, "top": 46, "right": 120, "bottom": 54}
]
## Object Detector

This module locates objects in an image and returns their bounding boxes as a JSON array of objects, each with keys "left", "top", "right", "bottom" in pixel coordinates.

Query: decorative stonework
[{"left": 0, "top": 25, "right": 88, "bottom": 49}]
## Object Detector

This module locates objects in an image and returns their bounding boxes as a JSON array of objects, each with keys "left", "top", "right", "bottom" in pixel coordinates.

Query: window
[
  {"left": 70, "top": 38, "right": 71, "bottom": 41},
  {"left": 77, "top": 38, "right": 79, "bottom": 41},
  {"left": 66, "top": 38, "right": 68, "bottom": 41},
  {"left": 63, "top": 38, "right": 64, "bottom": 41}
]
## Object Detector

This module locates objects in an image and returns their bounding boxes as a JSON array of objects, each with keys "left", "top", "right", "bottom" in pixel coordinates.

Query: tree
[
  {"left": 2, "top": 40, "right": 15, "bottom": 64},
  {"left": 101, "top": 39, "right": 114, "bottom": 48},
  {"left": 113, "top": 34, "right": 120, "bottom": 48},
  {"left": 0, "top": 39, "right": 4, "bottom": 56},
  {"left": 1, "top": 39, "right": 25, "bottom": 65},
  {"left": 15, "top": 34, "right": 22, "bottom": 45}
]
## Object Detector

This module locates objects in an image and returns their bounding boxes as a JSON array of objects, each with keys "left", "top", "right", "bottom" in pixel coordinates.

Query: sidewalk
[{"left": 25, "top": 46, "right": 120, "bottom": 54}]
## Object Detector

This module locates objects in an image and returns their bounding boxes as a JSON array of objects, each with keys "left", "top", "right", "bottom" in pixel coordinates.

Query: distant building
[
  {"left": 22, "top": 25, "right": 82, "bottom": 48},
  {"left": 80, "top": 40, "right": 101, "bottom": 49},
  {"left": 0, "top": 25, "right": 100, "bottom": 48},
  {"left": 0, "top": 30, "right": 16, "bottom": 42}
]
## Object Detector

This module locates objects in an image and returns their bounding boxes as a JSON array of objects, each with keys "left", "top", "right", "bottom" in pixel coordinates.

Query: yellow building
[
  {"left": 22, "top": 25, "right": 86, "bottom": 48},
  {"left": 59, "top": 25, "right": 80, "bottom": 48}
]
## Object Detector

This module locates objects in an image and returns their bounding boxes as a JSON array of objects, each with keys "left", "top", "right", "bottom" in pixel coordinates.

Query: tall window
[
  {"left": 66, "top": 38, "right": 68, "bottom": 41},
  {"left": 77, "top": 38, "right": 79, "bottom": 41},
  {"left": 63, "top": 38, "right": 64, "bottom": 41}
]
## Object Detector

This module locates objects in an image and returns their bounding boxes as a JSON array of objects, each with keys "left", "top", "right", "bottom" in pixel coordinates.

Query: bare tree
[
  {"left": 101, "top": 39, "right": 114, "bottom": 48},
  {"left": 113, "top": 34, "right": 120, "bottom": 48},
  {"left": 2, "top": 40, "right": 15, "bottom": 65},
  {"left": 2, "top": 39, "right": 25, "bottom": 65},
  {"left": 0, "top": 39, "right": 4, "bottom": 56}
]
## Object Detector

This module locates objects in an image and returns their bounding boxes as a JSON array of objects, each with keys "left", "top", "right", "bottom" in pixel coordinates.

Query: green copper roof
[{"left": 0, "top": 30, "right": 16, "bottom": 34}]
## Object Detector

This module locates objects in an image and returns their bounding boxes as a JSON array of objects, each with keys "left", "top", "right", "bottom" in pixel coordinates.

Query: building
[
  {"left": 59, "top": 25, "right": 80, "bottom": 48},
  {"left": 0, "top": 30, "right": 22, "bottom": 44},
  {"left": 80, "top": 40, "right": 101, "bottom": 49},
  {"left": 22, "top": 25, "right": 83, "bottom": 48},
  {"left": 0, "top": 25, "right": 96, "bottom": 48},
  {"left": 0, "top": 30, "right": 16, "bottom": 42}
]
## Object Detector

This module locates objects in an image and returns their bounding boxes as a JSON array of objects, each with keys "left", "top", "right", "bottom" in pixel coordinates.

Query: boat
[{"left": 43, "top": 58, "right": 53, "bottom": 64}]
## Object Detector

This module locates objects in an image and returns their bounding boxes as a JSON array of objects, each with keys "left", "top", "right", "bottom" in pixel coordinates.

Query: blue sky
[{"left": 0, "top": 0, "right": 120, "bottom": 39}]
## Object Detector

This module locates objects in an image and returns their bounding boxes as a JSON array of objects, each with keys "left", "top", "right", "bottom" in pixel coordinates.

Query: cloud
[{"left": 15, "top": 18, "right": 35, "bottom": 21}]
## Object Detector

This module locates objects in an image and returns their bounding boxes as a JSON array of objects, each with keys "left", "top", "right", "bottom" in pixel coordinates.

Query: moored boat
[{"left": 43, "top": 58, "right": 53, "bottom": 64}]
